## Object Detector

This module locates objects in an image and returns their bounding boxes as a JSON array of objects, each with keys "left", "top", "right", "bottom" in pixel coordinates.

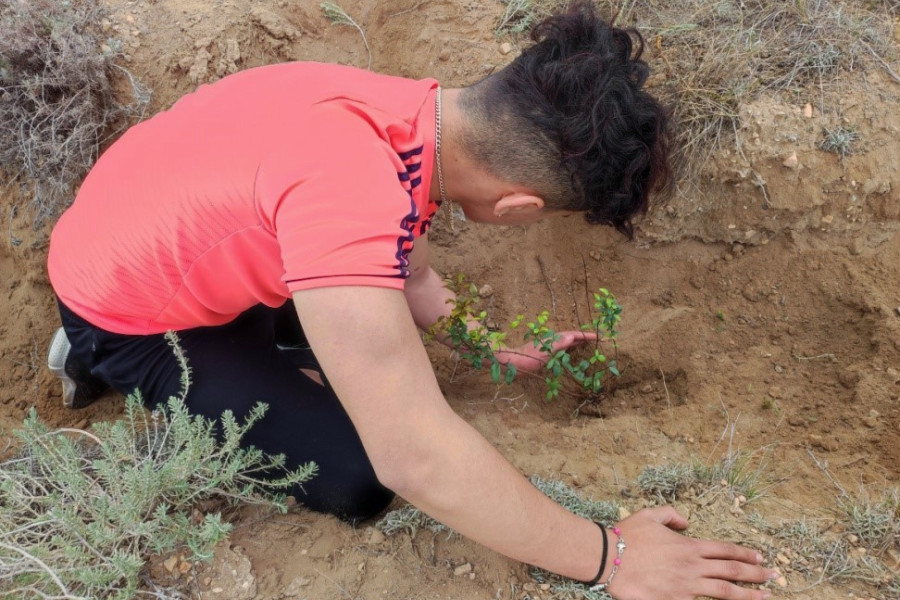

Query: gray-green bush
[{"left": 0, "top": 383, "right": 316, "bottom": 600}]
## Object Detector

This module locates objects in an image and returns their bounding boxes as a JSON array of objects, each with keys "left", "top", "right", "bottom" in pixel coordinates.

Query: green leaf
[
  {"left": 490, "top": 361, "right": 501, "bottom": 383},
  {"left": 505, "top": 363, "right": 517, "bottom": 384}
]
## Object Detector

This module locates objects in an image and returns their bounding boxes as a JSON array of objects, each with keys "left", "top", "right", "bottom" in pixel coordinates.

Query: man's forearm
[{"left": 294, "top": 286, "right": 603, "bottom": 582}]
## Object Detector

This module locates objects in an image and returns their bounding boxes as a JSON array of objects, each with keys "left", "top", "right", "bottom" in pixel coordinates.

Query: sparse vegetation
[
  {"left": 0, "top": 0, "right": 150, "bottom": 227},
  {"left": 0, "top": 339, "right": 316, "bottom": 600},
  {"left": 819, "top": 125, "right": 860, "bottom": 157},
  {"left": 636, "top": 463, "right": 695, "bottom": 500},
  {"left": 495, "top": 0, "right": 567, "bottom": 35},
  {"left": 637, "top": 449, "right": 767, "bottom": 503},
  {"left": 375, "top": 505, "right": 450, "bottom": 538},
  {"left": 841, "top": 488, "right": 899, "bottom": 552}
]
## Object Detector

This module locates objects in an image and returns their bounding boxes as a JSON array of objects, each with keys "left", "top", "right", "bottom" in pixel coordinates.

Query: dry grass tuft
[{"left": 0, "top": 0, "right": 150, "bottom": 227}]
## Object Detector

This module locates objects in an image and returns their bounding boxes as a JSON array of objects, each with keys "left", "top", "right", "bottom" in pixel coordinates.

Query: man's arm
[
  {"left": 293, "top": 285, "right": 603, "bottom": 580},
  {"left": 293, "top": 286, "right": 774, "bottom": 599}
]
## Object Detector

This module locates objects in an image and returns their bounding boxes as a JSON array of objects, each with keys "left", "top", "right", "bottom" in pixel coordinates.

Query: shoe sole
[{"left": 48, "top": 327, "right": 78, "bottom": 408}]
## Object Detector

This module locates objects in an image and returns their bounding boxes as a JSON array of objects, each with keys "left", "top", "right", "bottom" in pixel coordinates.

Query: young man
[{"left": 47, "top": 5, "right": 777, "bottom": 599}]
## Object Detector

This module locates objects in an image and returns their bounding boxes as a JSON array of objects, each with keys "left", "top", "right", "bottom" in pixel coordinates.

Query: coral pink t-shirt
[{"left": 48, "top": 63, "right": 440, "bottom": 335}]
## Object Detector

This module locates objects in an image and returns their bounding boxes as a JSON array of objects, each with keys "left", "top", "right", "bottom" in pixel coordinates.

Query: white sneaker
[{"left": 47, "top": 327, "right": 109, "bottom": 408}]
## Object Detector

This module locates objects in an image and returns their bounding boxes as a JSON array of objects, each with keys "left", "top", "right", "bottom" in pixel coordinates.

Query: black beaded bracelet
[{"left": 583, "top": 522, "right": 609, "bottom": 586}]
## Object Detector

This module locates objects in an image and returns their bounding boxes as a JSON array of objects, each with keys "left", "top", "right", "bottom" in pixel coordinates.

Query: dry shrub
[
  {"left": 594, "top": 0, "right": 898, "bottom": 176},
  {"left": 0, "top": 0, "right": 149, "bottom": 227}
]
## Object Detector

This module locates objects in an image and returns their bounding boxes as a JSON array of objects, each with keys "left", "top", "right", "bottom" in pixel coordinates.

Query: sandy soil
[{"left": 1, "top": 1, "right": 898, "bottom": 599}]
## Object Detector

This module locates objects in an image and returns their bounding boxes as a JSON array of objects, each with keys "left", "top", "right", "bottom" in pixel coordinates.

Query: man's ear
[{"left": 494, "top": 192, "right": 544, "bottom": 216}]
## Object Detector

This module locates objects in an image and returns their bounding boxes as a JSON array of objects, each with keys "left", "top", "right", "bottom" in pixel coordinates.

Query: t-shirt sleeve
[{"left": 254, "top": 105, "right": 424, "bottom": 292}]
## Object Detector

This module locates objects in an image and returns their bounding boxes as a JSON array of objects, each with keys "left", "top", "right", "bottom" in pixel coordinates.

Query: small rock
[
  {"left": 539, "top": 583, "right": 551, "bottom": 591},
  {"left": 803, "top": 103, "right": 813, "bottom": 118},
  {"left": 640, "top": 384, "right": 653, "bottom": 394},
  {"left": 618, "top": 506, "right": 631, "bottom": 520},
  {"left": 767, "top": 386, "right": 782, "bottom": 399},
  {"left": 454, "top": 563, "right": 473, "bottom": 576},
  {"left": 782, "top": 152, "right": 799, "bottom": 169},
  {"left": 478, "top": 284, "right": 494, "bottom": 298},
  {"left": 499, "top": 42, "right": 513, "bottom": 55},
  {"left": 163, "top": 555, "right": 179, "bottom": 573},
  {"left": 775, "top": 575, "right": 788, "bottom": 588},
  {"left": 776, "top": 553, "right": 790, "bottom": 566},
  {"left": 821, "top": 214, "right": 834, "bottom": 224}
]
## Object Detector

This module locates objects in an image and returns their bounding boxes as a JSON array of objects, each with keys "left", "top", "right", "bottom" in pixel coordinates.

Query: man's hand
[
  {"left": 608, "top": 507, "right": 777, "bottom": 600},
  {"left": 496, "top": 331, "right": 597, "bottom": 373}
]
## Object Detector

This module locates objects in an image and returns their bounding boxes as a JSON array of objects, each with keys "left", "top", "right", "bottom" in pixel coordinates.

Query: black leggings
[{"left": 58, "top": 301, "right": 394, "bottom": 522}]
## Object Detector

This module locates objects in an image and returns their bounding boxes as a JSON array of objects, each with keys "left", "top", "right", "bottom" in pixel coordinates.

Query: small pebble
[
  {"left": 454, "top": 563, "right": 472, "bottom": 576},
  {"left": 163, "top": 555, "right": 178, "bottom": 573},
  {"left": 782, "top": 152, "right": 798, "bottom": 169},
  {"left": 499, "top": 42, "right": 513, "bottom": 55},
  {"left": 775, "top": 575, "right": 788, "bottom": 588}
]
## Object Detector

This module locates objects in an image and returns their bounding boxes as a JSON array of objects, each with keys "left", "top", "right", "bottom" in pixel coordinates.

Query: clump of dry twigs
[{"left": 0, "top": 0, "right": 150, "bottom": 227}]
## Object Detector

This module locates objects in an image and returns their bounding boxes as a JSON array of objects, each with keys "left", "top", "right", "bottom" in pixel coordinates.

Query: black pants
[{"left": 58, "top": 300, "right": 394, "bottom": 522}]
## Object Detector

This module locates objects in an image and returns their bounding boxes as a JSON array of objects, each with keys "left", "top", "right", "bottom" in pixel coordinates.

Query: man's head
[{"left": 457, "top": 2, "right": 672, "bottom": 237}]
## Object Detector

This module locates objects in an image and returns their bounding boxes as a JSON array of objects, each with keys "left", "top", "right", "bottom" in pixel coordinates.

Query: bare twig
[
  {"left": 320, "top": 2, "right": 372, "bottom": 70},
  {"left": 793, "top": 353, "right": 837, "bottom": 362},
  {"left": 536, "top": 255, "right": 557, "bottom": 312}
]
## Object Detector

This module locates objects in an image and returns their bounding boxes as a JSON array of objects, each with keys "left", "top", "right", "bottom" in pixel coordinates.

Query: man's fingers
[
  {"left": 639, "top": 505, "right": 689, "bottom": 530},
  {"left": 553, "top": 330, "right": 597, "bottom": 348},
  {"left": 696, "top": 578, "right": 772, "bottom": 600},
  {"left": 697, "top": 539, "right": 765, "bottom": 565},
  {"left": 703, "top": 559, "right": 777, "bottom": 584}
]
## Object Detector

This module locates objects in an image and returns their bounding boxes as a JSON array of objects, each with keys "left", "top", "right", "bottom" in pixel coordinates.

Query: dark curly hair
[{"left": 459, "top": 2, "right": 672, "bottom": 237}]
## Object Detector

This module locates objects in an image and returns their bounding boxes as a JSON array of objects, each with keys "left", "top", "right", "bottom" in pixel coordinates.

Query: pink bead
[
  {"left": 613, "top": 527, "right": 620, "bottom": 535},
  {"left": 614, "top": 558, "right": 621, "bottom": 565}
]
